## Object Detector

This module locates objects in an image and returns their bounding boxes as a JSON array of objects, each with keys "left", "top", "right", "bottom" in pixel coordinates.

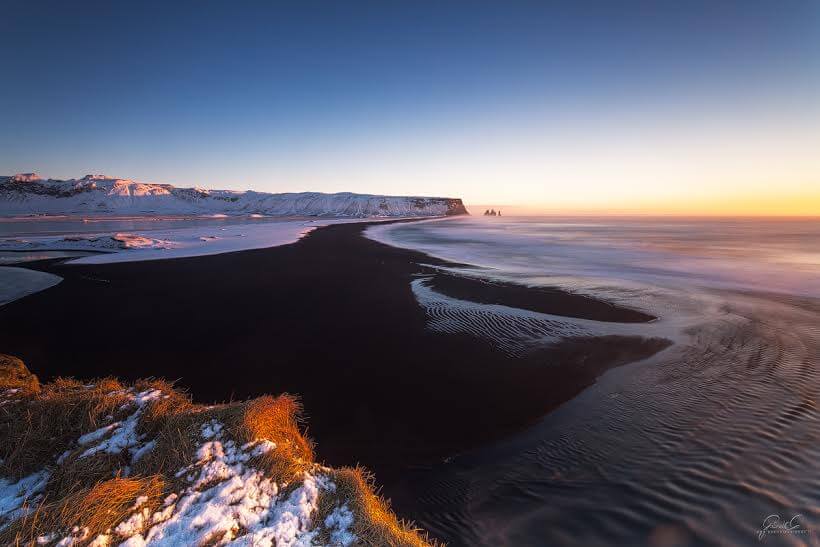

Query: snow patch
[
  {"left": 0, "top": 388, "right": 360, "bottom": 546},
  {"left": 0, "top": 471, "right": 50, "bottom": 529},
  {"left": 325, "top": 505, "right": 357, "bottom": 546},
  {"left": 77, "top": 389, "right": 162, "bottom": 463},
  {"left": 111, "top": 233, "right": 168, "bottom": 249},
  {"left": 0, "top": 266, "right": 61, "bottom": 307},
  {"left": 117, "top": 419, "right": 337, "bottom": 546}
]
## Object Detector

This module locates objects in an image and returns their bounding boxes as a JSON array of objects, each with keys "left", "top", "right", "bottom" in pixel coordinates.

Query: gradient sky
[{"left": 1, "top": 1, "right": 818, "bottom": 214}]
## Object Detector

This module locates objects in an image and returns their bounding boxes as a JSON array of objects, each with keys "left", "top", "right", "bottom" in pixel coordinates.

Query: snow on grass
[
  {"left": 0, "top": 388, "right": 22, "bottom": 407},
  {"left": 0, "top": 388, "right": 359, "bottom": 545},
  {"left": 0, "top": 370, "right": 418, "bottom": 546},
  {"left": 104, "top": 418, "right": 350, "bottom": 546},
  {"left": 78, "top": 390, "right": 163, "bottom": 464},
  {"left": 0, "top": 470, "right": 50, "bottom": 530},
  {"left": 324, "top": 505, "right": 357, "bottom": 546}
]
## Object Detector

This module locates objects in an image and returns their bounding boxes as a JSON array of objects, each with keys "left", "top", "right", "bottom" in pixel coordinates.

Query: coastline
[{"left": 0, "top": 219, "right": 670, "bottom": 526}]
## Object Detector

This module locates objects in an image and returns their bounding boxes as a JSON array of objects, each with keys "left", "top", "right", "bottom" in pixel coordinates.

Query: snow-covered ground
[
  {"left": 0, "top": 266, "right": 61, "bottom": 306},
  {"left": 0, "top": 386, "right": 358, "bottom": 547},
  {"left": 0, "top": 221, "right": 313, "bottom": 265},
  {"left": 0, "top": 173, "right": 468, "bottom": 218}
]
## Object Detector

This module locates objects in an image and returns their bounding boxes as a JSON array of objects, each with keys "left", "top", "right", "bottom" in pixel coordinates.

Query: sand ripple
[
  {"left": 408, "top": 283, "right": 820, "bottom": 546},
  {"left": 411, "top": 277, "right": 651, "bottom": 356}
]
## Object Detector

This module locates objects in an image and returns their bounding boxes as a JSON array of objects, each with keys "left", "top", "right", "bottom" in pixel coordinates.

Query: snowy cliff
[{"left": 0, "top": 173, "right": 469, "bottom": 217}]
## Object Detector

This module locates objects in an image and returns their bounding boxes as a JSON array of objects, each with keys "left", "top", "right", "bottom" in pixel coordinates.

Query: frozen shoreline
[
  {"left": 0, "top": 217, "right": 419, "bottom": 305},
  {"left": 0, "top": 217, "right": 409, "bottom": 266},
  {"left": 0, "top": 266, "right": 62, "bottom": 306}
]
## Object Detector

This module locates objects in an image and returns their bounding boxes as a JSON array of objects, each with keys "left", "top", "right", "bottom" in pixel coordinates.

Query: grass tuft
[
  {"left": 0, "top": 356, "right": 436, "bottom": 546},
  {"left": 3, "top": 476, "right": 165, "bottom": 546},
  {"left": 230, "top": 394, "right": 315, "bottom": 484},
  {"left": 0, "top": 374, "right": 130, "bottom": 480},
  {"left": 327, "top": 466, "right": 439, "bottom": 547}
]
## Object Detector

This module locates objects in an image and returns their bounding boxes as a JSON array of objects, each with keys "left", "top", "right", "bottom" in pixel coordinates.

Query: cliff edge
[{"left": 0, "top": 173, "right": 469, "bottom": 218}]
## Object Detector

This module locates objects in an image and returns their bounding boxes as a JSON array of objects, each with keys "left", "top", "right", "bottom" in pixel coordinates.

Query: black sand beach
[{"left": 0, "top": 220, "right": 668, "bottom": 526}]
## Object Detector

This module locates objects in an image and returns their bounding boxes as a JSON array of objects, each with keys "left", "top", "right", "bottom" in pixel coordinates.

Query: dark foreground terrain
[{"left": 0, "top": 220, "right": 668, "bottom": 529}]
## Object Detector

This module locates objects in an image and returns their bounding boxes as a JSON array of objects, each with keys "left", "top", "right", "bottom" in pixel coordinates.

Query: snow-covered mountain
[{"left": 0, "top": 173, "right": 469, "bottom": 217}]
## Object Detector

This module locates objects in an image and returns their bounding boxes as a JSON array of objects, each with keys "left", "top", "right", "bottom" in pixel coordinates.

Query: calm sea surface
[{"left": 370, "top": 216, "right": 820, "bottom": 546}]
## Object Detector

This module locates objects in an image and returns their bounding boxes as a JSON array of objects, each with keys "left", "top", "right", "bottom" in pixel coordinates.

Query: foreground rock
[
  {"left": 0, "top": 353, "right": 39, "bottom": 393},
  {"left": 0, "top": 355, "right": 431, "bottom": 546}
]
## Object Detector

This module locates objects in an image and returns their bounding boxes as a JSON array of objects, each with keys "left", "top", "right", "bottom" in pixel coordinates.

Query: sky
[{"left": 1, "top": 0, "right": 819, "bottom": 215}]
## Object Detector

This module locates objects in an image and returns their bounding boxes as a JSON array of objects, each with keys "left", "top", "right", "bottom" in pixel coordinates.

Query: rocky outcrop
[
  {"left": 445, "top": 198, "right": 469, "bottom": 215},
  {"left": 0, "top": 353, "right": 39, "bottom": 393}
]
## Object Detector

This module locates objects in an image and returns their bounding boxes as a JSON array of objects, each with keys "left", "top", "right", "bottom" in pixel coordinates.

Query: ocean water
[
  {"left": 371, "top": 216, "right": 820, "bottom": 298},
  {"left": 369, "top": 216, "right": 820, "bottom": 546}
]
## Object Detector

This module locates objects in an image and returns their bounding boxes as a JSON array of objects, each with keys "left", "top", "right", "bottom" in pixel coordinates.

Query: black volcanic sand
[
  {"left": 427, "top": 272, "right": 655, "bottom": 322},
  {"left": 0, "top": 220, "right": 669, "bottom": 518}
]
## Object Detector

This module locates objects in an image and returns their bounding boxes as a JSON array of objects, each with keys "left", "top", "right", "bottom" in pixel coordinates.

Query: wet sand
[
  {"left": 427, "top": 272, "right": 655, "bottom": 322},
  {"left": 0, "top": 220, "right": 668, "bottom": 528}
]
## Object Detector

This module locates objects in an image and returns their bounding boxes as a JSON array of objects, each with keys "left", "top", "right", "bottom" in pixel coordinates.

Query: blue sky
[{"left": 1, "top": 1, "right": 818, "bottom": 212}]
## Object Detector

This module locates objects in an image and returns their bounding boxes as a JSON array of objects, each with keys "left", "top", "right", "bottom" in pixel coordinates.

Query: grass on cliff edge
[{"left": 0, "top": 354, "right": 435, "bottom": 547}]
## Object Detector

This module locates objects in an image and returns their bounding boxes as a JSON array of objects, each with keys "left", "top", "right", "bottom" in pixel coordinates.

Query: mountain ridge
[{"left": 0, "top": 173, "right": 469, "bottom": 217}]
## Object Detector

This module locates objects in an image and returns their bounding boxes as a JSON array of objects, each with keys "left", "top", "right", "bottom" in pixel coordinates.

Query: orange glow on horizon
[{"left": 469, "top": 190, "right": 820, "bottom": 217}]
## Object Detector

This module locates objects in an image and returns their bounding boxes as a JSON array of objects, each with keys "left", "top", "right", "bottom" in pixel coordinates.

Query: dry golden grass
[
  {"left": 228, "top": 394, "right": 315, "bottom": 484},
  {"left": 4, "top": 476, "right": 165, "bottom": 546},
  {"left": 0, "top": 375, "right": 131, "bottom": 480},
  {"left": 133, "top": 393, "right": 315, "bottom": 487},
  {"left": 61, "top": 476, "right": 164, "bottom": 536},
  {"left": 0, "top": 353, "right": 40, "bottom": 394},
  {"left": 325, "top": 467, "right": 438, "bottom": 547},
  {"left": 0, "top": 356, "right": 436, "bottom": 546},
  {"left": 129, "top": 408, "right": 201, "bottom": 491}
]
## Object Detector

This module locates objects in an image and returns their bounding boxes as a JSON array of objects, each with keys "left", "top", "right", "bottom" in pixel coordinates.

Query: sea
[{"left": 368, "top": 215, "right": 820, "bottom": 546}]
